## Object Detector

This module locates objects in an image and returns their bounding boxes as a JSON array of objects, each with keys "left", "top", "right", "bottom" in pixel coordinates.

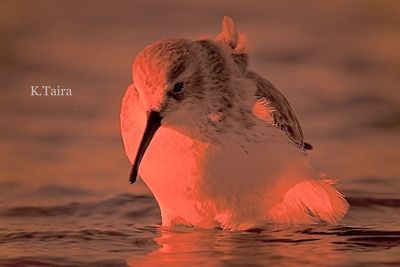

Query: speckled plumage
[{"left": 120, "top": 16, "right": 348, "bottom": 230}]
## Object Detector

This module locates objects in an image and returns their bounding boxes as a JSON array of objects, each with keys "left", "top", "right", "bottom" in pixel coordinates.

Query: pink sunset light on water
[
  {"left": 120, "top": 16, "right": 348, "bottom": 230},
  {"left": 2, "top": 1, "right": 400, "bottom": 265}
]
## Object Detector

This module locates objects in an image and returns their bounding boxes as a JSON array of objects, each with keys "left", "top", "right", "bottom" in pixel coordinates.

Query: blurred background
[
  {"left": 1, "top": 1, "right": 400, "bottom": 265},
  {"left": 1, "top": 0, "right": 399, "bottom": 203}
]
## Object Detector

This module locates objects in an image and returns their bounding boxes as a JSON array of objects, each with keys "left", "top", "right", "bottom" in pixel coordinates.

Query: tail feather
[{"left": 271, "top": 179, "right": 349, "bottom": 224}]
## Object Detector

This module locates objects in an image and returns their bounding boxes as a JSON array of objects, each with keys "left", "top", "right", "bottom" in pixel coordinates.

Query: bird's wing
[{"left": 247, "top": 71, "right": 312, "bottom": 150}]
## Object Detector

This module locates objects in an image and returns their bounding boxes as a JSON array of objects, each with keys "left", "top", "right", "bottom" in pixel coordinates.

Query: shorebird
[{"left": 120, "top": 16, "right": 348, "bottom": 230}]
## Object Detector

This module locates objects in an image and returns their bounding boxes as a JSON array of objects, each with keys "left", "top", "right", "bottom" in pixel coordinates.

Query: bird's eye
[{"left": 172, "top": 82, "right": 184, "bottom": 93}]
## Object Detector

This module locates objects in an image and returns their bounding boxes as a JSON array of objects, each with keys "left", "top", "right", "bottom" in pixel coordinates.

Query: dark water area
[
  {"left": 1, "top": 186, "right": 400, "bottom": 266},
  {"left": 1, "top": 0, "right": 400, "bottom": 266}
]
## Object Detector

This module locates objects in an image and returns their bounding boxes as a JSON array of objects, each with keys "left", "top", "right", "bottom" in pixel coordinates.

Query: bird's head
[{"left": 128, "top": 16, "right": 249, "bottom": 183}]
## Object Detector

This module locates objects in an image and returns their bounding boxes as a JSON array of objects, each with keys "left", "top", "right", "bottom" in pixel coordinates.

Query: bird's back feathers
[
  {"left": 217, "top": 16, "right": 312, "bottom": 150},
  {"left": 247, "top": 71, "right": 312, "bottom": 150}
]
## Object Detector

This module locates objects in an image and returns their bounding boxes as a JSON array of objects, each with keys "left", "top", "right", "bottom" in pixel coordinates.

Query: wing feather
[{"left": 247, "top": 71, "right": 312, "bottom": 150}]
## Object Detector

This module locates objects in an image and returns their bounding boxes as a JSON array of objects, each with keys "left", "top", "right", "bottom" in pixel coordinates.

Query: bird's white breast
[{"left": 137, "top": 118, "right": 314, "bottom": 228}]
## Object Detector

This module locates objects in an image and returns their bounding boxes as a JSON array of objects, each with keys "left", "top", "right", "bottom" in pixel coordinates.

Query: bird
[{"left": 120, "top": 16, "right": 349, "bottom": 230}]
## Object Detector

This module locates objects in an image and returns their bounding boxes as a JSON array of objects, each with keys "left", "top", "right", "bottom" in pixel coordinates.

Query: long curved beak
[{"left": 129, "top": 110, "right": 162, "bottom": 184}]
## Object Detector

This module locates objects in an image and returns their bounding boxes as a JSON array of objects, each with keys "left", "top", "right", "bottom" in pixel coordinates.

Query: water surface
[{"left": 1, "top": 0, "right": 399, "bottom": 266}]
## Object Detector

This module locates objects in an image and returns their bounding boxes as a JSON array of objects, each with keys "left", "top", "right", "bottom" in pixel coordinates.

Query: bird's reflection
[{"left": 127, "top": 225, "right": 346, "bottom": 266}]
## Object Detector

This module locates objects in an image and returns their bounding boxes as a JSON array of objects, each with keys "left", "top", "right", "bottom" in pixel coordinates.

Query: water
[
  {"left": 1, "top": 1, "right": 400, "bottom": 266},
  {"left": 1, "top": 189, "right": 400, "bottom": 266}
]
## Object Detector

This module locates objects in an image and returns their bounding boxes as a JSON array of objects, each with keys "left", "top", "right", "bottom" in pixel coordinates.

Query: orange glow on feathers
[{"left": 120, "top": 16, "right": 348, "bottom": 230}]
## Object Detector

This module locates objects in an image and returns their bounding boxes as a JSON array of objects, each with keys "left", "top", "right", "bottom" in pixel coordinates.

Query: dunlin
[{"left": 120, "top": 16, "right": 348, "bottom": 230}]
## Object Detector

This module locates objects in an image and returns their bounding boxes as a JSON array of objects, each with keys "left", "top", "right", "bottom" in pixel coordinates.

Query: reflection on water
[
  {"left": 1, "top": 0, "right": 400, "bottom": 266},
  {"left": 1, "top": 191, "right": 400, "bottom": 266},
  {"left": 129, "top": 226, "right": 346, "bottom": 267}
]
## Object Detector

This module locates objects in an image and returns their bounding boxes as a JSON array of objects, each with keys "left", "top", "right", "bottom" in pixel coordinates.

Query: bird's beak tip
[{"left": 129, "top": 110, "right": 162, "bottom": 185}]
